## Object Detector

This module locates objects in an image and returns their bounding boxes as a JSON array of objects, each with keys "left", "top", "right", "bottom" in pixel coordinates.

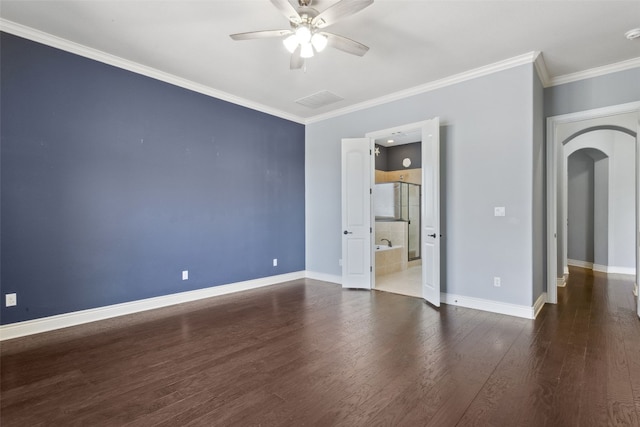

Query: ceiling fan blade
[
  {"left": 323, "top": 32, "right": 369, "bottom": 56},
  {"left": 312, "top": 0, "right": 374, "bottom": 28},
  {"left": 270, "top": 0, "right": 302, "bottom": 24},
  {"left": 290, "top": 47, "right": 304, "bottom": 70},
  {"left": 230, "top": 29, "right": 292, "bottom": 41}
]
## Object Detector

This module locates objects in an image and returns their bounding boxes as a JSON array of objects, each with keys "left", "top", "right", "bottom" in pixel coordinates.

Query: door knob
[
  {"left": 427, "top": 233, "right": 437, "bottom": 238},
  {"left": 344, "top": 230, "right": 353, "bottom": 235}
]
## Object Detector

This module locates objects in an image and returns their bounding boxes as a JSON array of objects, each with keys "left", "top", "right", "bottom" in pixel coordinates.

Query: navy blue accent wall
[{"left": 0, "top": 32, "right": 305, "bottom": 325}]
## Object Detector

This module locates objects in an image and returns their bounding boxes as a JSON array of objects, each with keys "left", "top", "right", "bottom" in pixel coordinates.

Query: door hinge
[
  {"left": 370, "top": 266, "right": 373, "bottom": 272},
  {"left": 370, "top": 227, "right": 372, "bottom": 233},
  {"left": 370, "top": 188, "right": 372, "bottom": 194}
]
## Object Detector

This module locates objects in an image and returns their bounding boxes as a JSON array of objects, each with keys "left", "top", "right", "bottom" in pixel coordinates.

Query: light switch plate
[{"left": 494, "top": 206, "right": 506, "bottom": 217}]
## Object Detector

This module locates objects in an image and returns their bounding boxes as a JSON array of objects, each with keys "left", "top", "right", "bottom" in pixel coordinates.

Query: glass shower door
[{"left": 407, "top": 183, "right": 421, "bottom": 261}]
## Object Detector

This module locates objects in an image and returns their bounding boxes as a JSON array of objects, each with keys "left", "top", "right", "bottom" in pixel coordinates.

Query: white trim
[
  {"left": 307, "top": 51, "right": 541, "bottom": 124},
  {"left": 633, "top": 283, "right": 638, "bottom": 297},
  {"left": 534, "top": 52, "right": 551, "bottom": 87},
  {"left": 593, "top": 264, "right": 636, "bottom": 275},
  {"left": 610, "top": 266, "right": 635, "bottom": 275},
  {"left": 0, "top": 271, "right": 305, "bottom": 341},
  {"left": 557, "top": 277, "right": 567, "bottom": 288},
  {"left": 593, "top": 264, "right": 608, "bottom": 273},
  {"left": 441, "top": 292, "right": 539, "bottom": 319},
  {"left": 0, "top": 20, "right": 545, "bottom": 126},
  {"left": 0, "top": 19, "right": 305, "bottom": 125},
  {"left": 546, "top": 101, "right": 640, "bottom": 305},
  {"left": 4, "top": 17, "right": 638, "bottom": 124},
  {"left": 549, "top": 57, "right": 640, "bottom": 87},
  {"left": 549, "top": 101, "right": 640, "bottom": 124},
  {"left": 533, "top": 292, "right": 548, "bottom": 318},
  {"left": 305, "top": 271, "right": 341, "bottom": 285},
  {"left": 547, "top": 114, "right": 559, "bottom": 303},
  {"left": 568, "top": 259, "right": 594, "bottom": 269}
]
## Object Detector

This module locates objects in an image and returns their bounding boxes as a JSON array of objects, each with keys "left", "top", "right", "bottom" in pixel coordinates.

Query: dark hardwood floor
[{"left": 1, "top": 267, "right": 639, "bottom": 426}]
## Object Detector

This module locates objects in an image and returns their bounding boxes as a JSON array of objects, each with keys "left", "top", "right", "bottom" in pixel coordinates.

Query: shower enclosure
[{"left": 374, "top": 181, "right": 421, "bottom": 261}]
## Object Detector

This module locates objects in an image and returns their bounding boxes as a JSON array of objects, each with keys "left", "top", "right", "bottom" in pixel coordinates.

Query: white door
[
  {"left": 422, "top": 118, "right": 441, "bottom": 307},
  {"left": 341, "top": 138, "right": 373, "bottom": 289}
]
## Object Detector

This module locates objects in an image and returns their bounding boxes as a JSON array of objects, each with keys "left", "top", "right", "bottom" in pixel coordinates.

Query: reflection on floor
[{"left": 375, "top": 265, "right": 422, "bottom": 298}]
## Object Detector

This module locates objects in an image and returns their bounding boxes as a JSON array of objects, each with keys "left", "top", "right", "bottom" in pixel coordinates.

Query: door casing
[
  {"left": 546, "top": 101, "right": 640, "bottom": 306},
  {"left": 365, "top": 118, "right": 441, "bottom": 307}
]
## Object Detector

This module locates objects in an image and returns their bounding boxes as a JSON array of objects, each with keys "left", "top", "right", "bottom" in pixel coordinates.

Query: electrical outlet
[
  {"left": 5, "top": 293, "right": 17, "bottom": 307},
  {"left": 182, "top": 270, "right": 188, "bottom": 281},
  {"left": 493, "top": 277, "right": 501, "bottom": 287},
  {"left": 494, "top": 207, "right": 506, "bottom": 217},
  {"left": 273, "top": 258, "right": 278, "bottom": 267}
]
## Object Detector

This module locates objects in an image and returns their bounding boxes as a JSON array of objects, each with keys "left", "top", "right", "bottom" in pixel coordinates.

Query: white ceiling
[{"left": 1, "top": 1, "right": 639, "bottom": 123}]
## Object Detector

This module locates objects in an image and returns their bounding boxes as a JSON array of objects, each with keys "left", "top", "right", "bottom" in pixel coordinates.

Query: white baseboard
[
  {"left": 305, "top": 271, "right": 341, "bottom": 285},
  {"left": 440, "top": 292, "right": 539, "bottom": 319},
  {"left": 595, "top": 265, "right": 636, "bottom": 275},
  {"left": 567, "top": 260, "right": 636, "bottom": 276},
  {"left": 557, "top": 276, "right": 567, "bottom": 287},
  {"left": 568, "top": 259, "right": 593, "bottom": 269},
  {"left": 0, "top": 271, "right": 306, "bottom": 341},
  {"left": 533, "top": 292, "right": 547, "bottom": 318},
  {"left": 633, "top": 283, "right": 638, "bottom": 297}
]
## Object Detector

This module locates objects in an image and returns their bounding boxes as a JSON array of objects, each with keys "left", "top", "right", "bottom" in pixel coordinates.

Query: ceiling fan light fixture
[
  {"left": 295, "top": 25, "right": 312, "bottom": 44},
  {"left": 283, "top": 34, "right": 299, "bottom": 53},
  {"left": 311, "top": 33, "right": 328, "bottom": 52},
  {"left": 229, "top": 0, "right": 373, "bottom": 69},
  {"left": 300, "top": 42, "right": 315, "bottom": 58}
]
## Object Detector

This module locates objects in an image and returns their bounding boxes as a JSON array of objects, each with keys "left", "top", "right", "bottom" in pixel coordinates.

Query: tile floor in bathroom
[{"left": 374, "top": 265, "right": 422, "bottom": 298}]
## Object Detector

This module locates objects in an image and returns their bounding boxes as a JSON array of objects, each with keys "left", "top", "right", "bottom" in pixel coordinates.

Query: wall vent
[{"left": 295, "top": 90, "right": 344, "bottom": 109}]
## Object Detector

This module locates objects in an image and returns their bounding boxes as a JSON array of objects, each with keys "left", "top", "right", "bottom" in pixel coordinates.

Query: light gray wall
[
  {"left": 594, "top": 156, "right": 609, "bottom": 266},
  {"left": 610, "top": 131, "right": 636, "bottom": 269},
  {"left": 306, "top": 64, "right": 538, "bottom": 307},
  {"left": 567, "top": 150, "right": 595, "bottom": 263},
  {"left": 532, "top": 67, "right": 546, "bottom": 303},
  {"left": 545, "top": 67, "right": 640, "bottom": 117}
]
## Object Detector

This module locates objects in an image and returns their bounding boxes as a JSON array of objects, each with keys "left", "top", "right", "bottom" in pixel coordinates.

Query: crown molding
[
  {"left": 5, "top": 17, "right": 636, "bottom": 125},
  {"left": 533, "top": 51, "right": 551, "bottom": 87},
  {"left": 0, "top": 19, "right": 306, "bottom": 124},
  {"left": 549, "top": 57, "right": 640, "bottom": 87},
  {"left": 306, "top": 51, "right": 541, "bottom": 124}
]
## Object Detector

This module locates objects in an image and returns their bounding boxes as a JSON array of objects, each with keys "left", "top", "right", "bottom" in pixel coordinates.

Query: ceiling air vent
[{"left": 295, "top": 90, "right": 344, "bottom": 109}]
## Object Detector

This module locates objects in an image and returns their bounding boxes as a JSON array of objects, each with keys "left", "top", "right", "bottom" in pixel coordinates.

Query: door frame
[
  {"left": 546, "top": 101, "right": 640, "bottom": 305},
  {"left": 365, "top": 119, "right": 440, "bottom": 302}
]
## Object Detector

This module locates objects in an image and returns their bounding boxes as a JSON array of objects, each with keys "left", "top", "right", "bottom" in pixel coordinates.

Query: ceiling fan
[{"left": 230, "top": 0, "right": 374, "bottom": 70}]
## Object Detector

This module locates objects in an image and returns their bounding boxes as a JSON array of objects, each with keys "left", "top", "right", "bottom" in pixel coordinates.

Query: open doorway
[
  {"left": 546, "top": 102, "right": 639, "bottom": 318},
  {"left": 341, "top": 118, "right": 441, "bottom": 307},
  {"left": 566, "top": 148, "right": 609, "bottom": 272},
  {"left": 371, "top": 131, "right": 423, "bottom": 298}
]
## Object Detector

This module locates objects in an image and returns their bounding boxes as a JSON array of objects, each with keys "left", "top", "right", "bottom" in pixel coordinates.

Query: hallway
[{"left": 503, "top": 267, "right": 639, "bottom": 425}]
